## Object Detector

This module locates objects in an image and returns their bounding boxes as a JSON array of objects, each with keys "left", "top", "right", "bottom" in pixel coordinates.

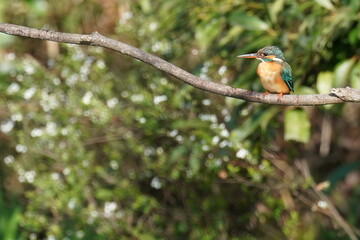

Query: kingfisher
[{"left": 237, "top": 46, "right": 293, "bottom": 98}]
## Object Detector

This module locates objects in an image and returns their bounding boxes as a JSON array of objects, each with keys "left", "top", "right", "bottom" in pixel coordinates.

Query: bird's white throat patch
[
  {"left": 273, "top": 57, "right": 284, "bottom": 62},
  {"left": 257, "top": 57, "right": 284, "bottom": 63}
]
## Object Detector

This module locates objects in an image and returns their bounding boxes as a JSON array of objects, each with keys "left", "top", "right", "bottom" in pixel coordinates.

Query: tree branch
[{"left": 0, "top": 23, "right": 359, "bottom": 106}]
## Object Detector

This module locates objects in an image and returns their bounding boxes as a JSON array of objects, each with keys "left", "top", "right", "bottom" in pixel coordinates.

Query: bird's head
[{"left": 237, "top": 46, "right": 285, "bottom": 63}]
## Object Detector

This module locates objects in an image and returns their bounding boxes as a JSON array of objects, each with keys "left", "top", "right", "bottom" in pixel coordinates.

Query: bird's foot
[
  {"left": 263, "top": 91, "right": 270, "bottom": 95},
  {"left": 277, "top": 92, "right": 284, "bottom": 101}
]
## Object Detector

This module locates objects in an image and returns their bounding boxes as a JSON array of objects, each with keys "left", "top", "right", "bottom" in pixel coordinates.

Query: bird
[{"left": 237, "top": 46, "right": 293, "bottom": 98}]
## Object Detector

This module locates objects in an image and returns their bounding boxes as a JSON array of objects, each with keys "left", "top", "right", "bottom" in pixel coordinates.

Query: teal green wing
[{"left": 280, "top": 62, "right": 294, "bottom": 92}]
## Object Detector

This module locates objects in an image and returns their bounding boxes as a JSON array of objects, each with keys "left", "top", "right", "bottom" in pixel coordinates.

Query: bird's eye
[{"left": 263, "top": 53, "right": 269, "bottom": 56}]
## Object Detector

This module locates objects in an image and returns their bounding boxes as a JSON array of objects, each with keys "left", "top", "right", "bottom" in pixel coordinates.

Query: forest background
[{"left": 0, "top": 0, "right": 359, "bottom": 239}]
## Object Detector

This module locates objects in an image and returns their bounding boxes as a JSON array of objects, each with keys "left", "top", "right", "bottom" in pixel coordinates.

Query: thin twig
[
  {"left": 295, "top": 159, "right": 358, "bottom": 240},
  {"left": 0, "top": 23, "right": 359, "bottom": 106}
]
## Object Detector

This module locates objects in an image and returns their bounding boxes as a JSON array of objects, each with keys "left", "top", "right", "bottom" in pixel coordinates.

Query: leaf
[
  {"left": 269, "top": 0, "right": 285, "bottom": 23},
  {"left": 350, "top": 61, "right": 360, "bottom": 89},
  {"left": 230, "top": 107, "right": 279, "bottom": 142},
  {"left": 284, "top": 109, "right": 310, "bottom": 143},
  {"left": 314, "top": 0, "right": 335, "bottom": 10},
  {"left": 229, "top": 11, "right": 269, "bottom": 31},
  {"left": 226, "top": 163, "right": 240, "bottom": 174},
  {"left": 169, "top": 145, "right": 188, "bottom": 164},
  {"left": 348, "top": 27, "right": 360, "bottom": 46},
  {"left": 334, "top": 58, "right": 356, "bottom": 87},
  {"left": 316, "top": 71, "right": 333, "bottom": 94},
  {"left": 0, "top": 33, "right": 15, "bottom": 47},
  {"left": 296, "top": 86, "right": 317, "bottom": 95},
  {"left": 218, "top": 25, "right": 243, "bottom": 47},
  {"left": 139, "top": 0, "right": 152, "bottom": 13},
  {"left": 4, "top": 207, "right": 21, "bottom": 240},
  {"left": 189, "top": 144, "right": 202, "bottom": 174},
  {"left": 172, "top": 119, "right": 209, "bottom": 130},
  {"left": 195, "top": 17, "right": 223, "bottom": 50}
]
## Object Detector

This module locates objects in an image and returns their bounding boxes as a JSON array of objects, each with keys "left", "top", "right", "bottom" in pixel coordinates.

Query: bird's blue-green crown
[{"left": 258, "top": 46, "right": 285, "bottom": 61}]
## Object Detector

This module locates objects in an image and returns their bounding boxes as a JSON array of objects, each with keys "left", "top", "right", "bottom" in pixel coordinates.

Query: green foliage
[
  {"left": 316, "top": 71, "right": 334, "bottom": 94},
  {"left": 0, "top": 0, "right": 360, "bottom": 239},
  {"left": 0, "top": 192, "right": 24, "bottom": 240},
  {"left": 284, "top": 109, "right": 310, "bottom": 143}
]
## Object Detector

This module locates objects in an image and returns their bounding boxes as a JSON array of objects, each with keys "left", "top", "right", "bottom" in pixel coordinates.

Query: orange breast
[{"left": 256, "top": 62, "right": 290, "bottom": 94}]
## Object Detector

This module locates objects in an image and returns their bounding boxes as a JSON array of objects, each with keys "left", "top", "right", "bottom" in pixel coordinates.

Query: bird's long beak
[
  {"left": 237, "top": 53, "right": 260, "bottom": 58},
  {"left": 237, "top": 53, "right": 261, "bottom": 58}
]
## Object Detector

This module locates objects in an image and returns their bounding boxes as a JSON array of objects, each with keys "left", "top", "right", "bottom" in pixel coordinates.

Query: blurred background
[{"left": 0, "top": 0, "right": 359, "bottom": 239}]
